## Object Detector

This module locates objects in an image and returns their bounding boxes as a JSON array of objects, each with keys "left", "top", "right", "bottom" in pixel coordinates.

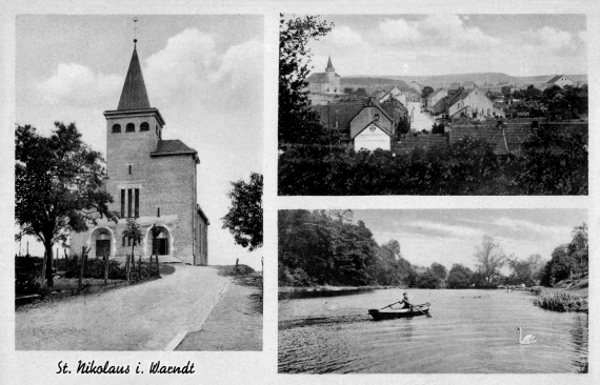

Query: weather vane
[{"left": 133, "top": 17, "right": 138, "bottom": 43}]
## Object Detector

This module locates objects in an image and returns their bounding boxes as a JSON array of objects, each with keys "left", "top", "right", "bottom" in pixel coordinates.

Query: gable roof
[
  {"left": 118, "top": 45, "right": 151, "bottom": 111},
  {"left": 547, "top": 75, "right": 571, "bottom": 84},
  {"left": 307, "top": 72, "right": 341, "bottom": 83},
  {"left": 151, "top": 139, "right": 198, "bottom": 159},
  {"left": 446, "top": 87, "right": 471, "bottom": 108},
  {"left": 353, "top": 119, "right": 394, "bottom": 139},
  {"left": 312, "top": 102, "right": 364, "bottom": 130}
]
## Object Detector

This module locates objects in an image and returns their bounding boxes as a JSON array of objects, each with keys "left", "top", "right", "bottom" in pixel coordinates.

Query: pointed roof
[
  {"left": 326, "top": 56, "right": 334, "bottom": 69},
  {"left": 117, "top": 44, "right": 151, "bottom": 111}
]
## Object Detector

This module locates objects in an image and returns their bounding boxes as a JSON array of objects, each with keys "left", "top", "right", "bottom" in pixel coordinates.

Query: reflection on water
[{"left": 278, "top": 289, "right": 588, "bottom": 373}]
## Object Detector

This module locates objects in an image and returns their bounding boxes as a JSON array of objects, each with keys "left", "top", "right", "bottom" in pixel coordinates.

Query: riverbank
[{"left": 279, "top": 285, "right": 398, "bottom": 299}]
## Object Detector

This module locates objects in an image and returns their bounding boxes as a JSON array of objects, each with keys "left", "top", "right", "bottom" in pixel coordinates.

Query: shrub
[
  {"left": 15, "top": 256, "right": 42, "bottom": 296},
  {"left": 63, "top": 257, "right": 127, "bottom": 280},
  {"left": 533, "top": 290, "right": 587, "bottom": 312}
]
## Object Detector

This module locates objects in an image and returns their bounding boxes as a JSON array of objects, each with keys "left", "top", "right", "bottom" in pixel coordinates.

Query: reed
[{"left": 533, "top": 290, "right": 588, "bottom": 312}]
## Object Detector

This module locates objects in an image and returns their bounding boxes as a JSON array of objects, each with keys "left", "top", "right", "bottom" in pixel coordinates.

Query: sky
[
  {"left": 303, "top": 14, "right": 587, "bottom": 77},
  {"left": 15, "top": 15, "right": 264, "bottom": 270},
  {"left": 352, "top": 209, "right": 587, "bottom": 273}
]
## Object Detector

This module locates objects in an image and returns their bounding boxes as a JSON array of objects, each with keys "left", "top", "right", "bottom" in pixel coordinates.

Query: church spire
[
  {"left": 326, "top": 56, "right": 334, "bottom": 69},
  {"left": 117, "top": 39, "right": 151, "bottom": 110}
]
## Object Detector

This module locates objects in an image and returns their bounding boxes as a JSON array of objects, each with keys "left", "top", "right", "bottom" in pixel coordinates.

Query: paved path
[
  {"left": 176, "top": 280, "right": 262, "bottom": 351},
  {"left": 16, "top": 265, "right": 230, "bottom": 350}
]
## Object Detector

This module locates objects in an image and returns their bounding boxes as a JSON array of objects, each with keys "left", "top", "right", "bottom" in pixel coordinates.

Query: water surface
[{"left": 278, "top": 289, "right": 588, "bottom": 373}]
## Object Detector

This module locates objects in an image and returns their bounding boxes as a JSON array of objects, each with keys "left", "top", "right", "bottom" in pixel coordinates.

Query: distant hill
[
  {"left": 340, "top": 77, "right": 412, "bottom": 94},
  {"left": 343, "top": 73, "right": 587, "bottom": 91}
]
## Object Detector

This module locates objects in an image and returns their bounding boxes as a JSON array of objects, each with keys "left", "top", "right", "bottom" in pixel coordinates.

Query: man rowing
[{"left": 397, "top": 292, "right": 414, "bottom": 309}]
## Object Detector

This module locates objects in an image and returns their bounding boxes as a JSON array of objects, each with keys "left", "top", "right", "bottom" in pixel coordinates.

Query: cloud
[
  {"left": 492, "top": 217, "right": 569, "bottom": 238},
  {"left": 377, "top": 15, "right": 498, "bottom": 51},
  {"left": 37, "top": 63, "right": 121, "bottom": 107},
  {"left": 144, "top": 29, "right": 261, "bottom": 111},
  {"left": 326, "top": 25, "right": 363, "bottom": 47},
  {"left": 36, "top": 28, "right": 261, "bottom": 120},
  {"left": 404, "top": 220, "right": 486, "bottom": 240}
]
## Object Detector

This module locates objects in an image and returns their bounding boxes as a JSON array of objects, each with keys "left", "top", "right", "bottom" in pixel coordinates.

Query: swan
[
  {"left": 324, "top": 301, "right": 339, "bottom": 311},
  {"left": 517, "top": 327, "right": 538, "bottom": 345}
]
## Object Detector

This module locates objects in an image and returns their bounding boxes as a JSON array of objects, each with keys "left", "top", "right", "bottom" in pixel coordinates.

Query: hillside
[
  {"left": 343, "top": 73, "right": 587, "bottom": 90},
  {"left": 340, "top": 77, "right": 411, "bottom": 93}
]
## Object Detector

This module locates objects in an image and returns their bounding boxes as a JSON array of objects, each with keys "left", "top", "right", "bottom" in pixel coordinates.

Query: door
[{"left": 96, "top": 240, "right": 111, "bottom": 258}]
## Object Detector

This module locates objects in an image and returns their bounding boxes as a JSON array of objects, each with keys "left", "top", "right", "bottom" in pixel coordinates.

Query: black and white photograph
[
  {"left": 278, "top": 209, "right": 589, "bottom": 373},
  {"left": 12, "top": 15, "right": 263, "bottom": 351},
  {"left": 0, "top": 1, "right": 598, "bottom": 385},
  {"left": 278, "top": 14, "right": 588, "bottom": 195}
]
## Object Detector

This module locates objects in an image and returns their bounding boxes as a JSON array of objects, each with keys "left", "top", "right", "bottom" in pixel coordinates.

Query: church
[
  {"left": 69, "top": 41, "right": 209, "bottom": 265},
  {"left": 306, "top": 56, "right": 342, "bottom": 94}
]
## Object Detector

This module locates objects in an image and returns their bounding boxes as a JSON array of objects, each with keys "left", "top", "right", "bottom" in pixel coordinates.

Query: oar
[
  {"left": 411, "top": 303, "right": 432, "bottom": 318},
  {"left": 380, "top": 301, "right": 400, "bottom": 310}
]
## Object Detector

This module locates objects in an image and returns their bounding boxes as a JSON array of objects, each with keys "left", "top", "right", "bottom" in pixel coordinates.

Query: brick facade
[{"left": 68, "top": 45, "right": 209, "bottom": 265}]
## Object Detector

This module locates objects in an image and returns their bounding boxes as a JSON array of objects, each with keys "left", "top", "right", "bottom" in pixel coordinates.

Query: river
[{"left": 278, "top": 288, "right": 588, "bottom": 373}]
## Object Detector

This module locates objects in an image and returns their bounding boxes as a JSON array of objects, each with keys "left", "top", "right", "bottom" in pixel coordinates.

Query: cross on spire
[{"left": 133, "top": 17, "right": 138, "bottom": 43}]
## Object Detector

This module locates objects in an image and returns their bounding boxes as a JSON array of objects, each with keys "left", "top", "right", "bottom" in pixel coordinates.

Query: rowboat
[{"left": 368, "top": 303, "right": 431, "bottom": 320}]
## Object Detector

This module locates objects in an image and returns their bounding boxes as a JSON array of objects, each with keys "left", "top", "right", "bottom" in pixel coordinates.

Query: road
[
  {"left": 407, "top": 101, "right": 435, "bottom": 132},
  {"left": 15, "top": 265, "right": 230, "bottom": 350}
]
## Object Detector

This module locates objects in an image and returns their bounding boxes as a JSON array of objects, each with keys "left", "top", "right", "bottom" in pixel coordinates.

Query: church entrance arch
[
  {"left": 91, "top": 227, "right": 113, "bottom": 259},
  {"left": 149, "top": 226, "right": 171, "bottom": 256}
]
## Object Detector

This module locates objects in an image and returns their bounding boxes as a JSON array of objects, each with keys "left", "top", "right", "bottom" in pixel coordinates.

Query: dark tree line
[
  {"left": 279, "top": 210, "right": 468, "bottom": 289},
  {"left": 506, "top": 84, "right": 588, "bottom": 121},
  {"left": 279, "top": 127, "right": 587, "bottom": 196}
]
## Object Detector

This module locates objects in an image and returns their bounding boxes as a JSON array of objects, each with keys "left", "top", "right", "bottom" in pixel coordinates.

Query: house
[
  {"left": 446, "top": 86, "right": 505, "bottom": 120},
  {"left": 312, "top": 97, "right": 406, "bottom": 151},
  {"left": 69, "top": 41, "right": 209, "bottom": 265},
  {"left": 409, "top": 81, "right": 422, "bottom": 94},
  {"left": 546, "top": 75, "right": 574, "bottom": 88},
  {"left": 424, "top": 88, "right": 448, "bottom": 111},
  {"left": 379, "top": 86, "right": 407, "bottom": 106},
  {"left": 351, "top": 100, "right": 396, "bottom": 151},
  {"left": 306, "top": 56, "right": 342, "bottom": 94}
]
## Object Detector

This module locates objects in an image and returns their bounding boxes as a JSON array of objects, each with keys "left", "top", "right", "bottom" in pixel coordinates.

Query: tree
[
  {"left": 447, "top": 264, "right": 473, "bottom": 289},
  {"left": 431, "top": 122, "right": 445, "bottom": 135},
  {"left": 15, "top": 123, "right": 116, "bottom": 287},
  {"left": 421, "top": 86, "right": 434, "bottom": 99},
  {"left": 568, "top": 223, "right": 588, "bottom": 277},
  {"left": 501, "top": 85, "right": 512, "bottom": 96},
  {"left": 396, "top": 115, "right": 411, "bottom": 137},
  {"left": 123, "top": 218, "right": 143, "bottom": 258},
  {"left": 222, "top": 172, "right": 263, "bottom": 251},
  {"left": 507, "top": 259, "right": 533, "bottom": 285},
  {"left": 473, "top": 235, "right": 507, "bottom": 285},
  {"left": 541, "top": 245, "right": 574, "bottom": 286},
  {"left": 279, "top": 14, "right": 334, "bottom": 145},
  {"left": 430, "top": 262, "right": 447, "bottom": 287},
  {"left": 415, "top": 268, "right": 439, "bottom": 289}
]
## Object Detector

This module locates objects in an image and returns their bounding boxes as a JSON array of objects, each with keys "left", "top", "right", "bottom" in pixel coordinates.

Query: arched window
[
  {"left": 140, "top": 122, "right": 149, "bottom": 131},
  {"left": 126, "top": 123, "right": 135, "bottom": 132},
  {"left": 112, "top": 124, "right": 121, "bottom": 133}
]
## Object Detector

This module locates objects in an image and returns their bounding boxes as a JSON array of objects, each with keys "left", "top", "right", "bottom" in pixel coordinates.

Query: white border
[{"left": 1, "top": 1, "right": 598, "bottom": 385}]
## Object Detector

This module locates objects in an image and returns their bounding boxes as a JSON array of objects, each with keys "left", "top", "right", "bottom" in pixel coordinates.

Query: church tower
[
  {"left": 68, "top": 33, "right": 209, "bottom": 265},
  {"left": 325, "top": 56, "right": 335, "bottom": 82},
  {"left": 104, "top": 42, "right": 165, "bottom": 204}
]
